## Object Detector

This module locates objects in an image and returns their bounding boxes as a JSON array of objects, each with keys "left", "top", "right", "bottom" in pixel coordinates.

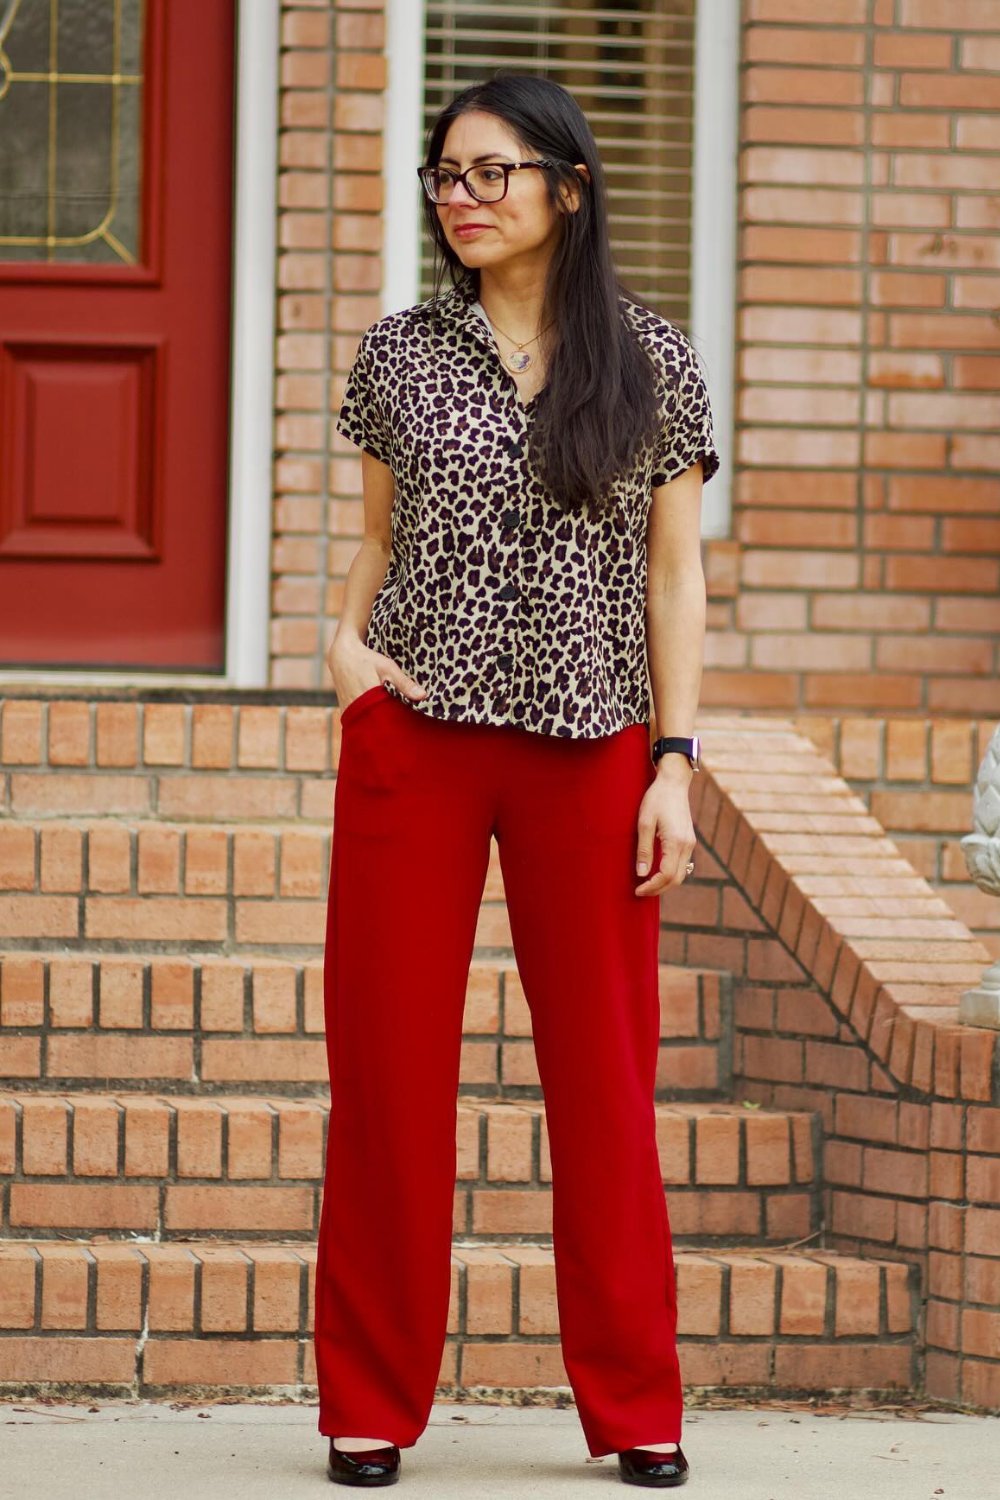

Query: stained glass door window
[{"left": 0, "top": 0, "right": 145, "bottom": 264}]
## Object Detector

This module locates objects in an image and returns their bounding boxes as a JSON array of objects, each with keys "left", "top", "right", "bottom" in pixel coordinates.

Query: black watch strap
[{"left": 651, "top": 734, "right": 701, "bottom": 770}]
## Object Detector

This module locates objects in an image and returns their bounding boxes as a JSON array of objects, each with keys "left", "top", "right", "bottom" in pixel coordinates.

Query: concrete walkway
[{"left": 3, "top": 1396, "right": 997, "bottom": 1497}]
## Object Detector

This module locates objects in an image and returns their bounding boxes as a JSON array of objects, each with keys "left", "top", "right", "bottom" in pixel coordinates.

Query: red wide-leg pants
[{"left": 314, "top": 683, "right": 683, "bottom": 1457}]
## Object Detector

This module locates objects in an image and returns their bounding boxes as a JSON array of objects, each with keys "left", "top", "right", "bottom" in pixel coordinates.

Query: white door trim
[
  {"left": 0, "top": 0, "right": 279, "bottom": 690},
  {"left": 224, "top": 0, "right": 280, "bottom": 685}
]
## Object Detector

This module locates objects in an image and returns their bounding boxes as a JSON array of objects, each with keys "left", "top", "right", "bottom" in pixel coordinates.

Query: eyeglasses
[{"left": 417, "top": 160, "right": 555, "bottom": 205}]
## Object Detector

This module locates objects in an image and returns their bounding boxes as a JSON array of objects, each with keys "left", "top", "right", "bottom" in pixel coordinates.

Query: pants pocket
[{"left": 339, "top": 681, "right": 389, "bottom": 730}]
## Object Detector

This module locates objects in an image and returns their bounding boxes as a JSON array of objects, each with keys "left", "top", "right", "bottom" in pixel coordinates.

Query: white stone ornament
[
  {"left": 507, "top": 350, "right": 532, "bottom": 372},
  {"left": 959, "top": 722, "right": 1000, "bottom": 1028},
  {"left": 962, "top": 725, "right": 1000, "bottom": 893}
]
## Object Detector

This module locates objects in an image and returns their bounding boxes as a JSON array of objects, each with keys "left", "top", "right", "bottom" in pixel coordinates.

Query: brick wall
[
  {"left": 273, "top": 0, "right": 384, "bottom": 687},
  {"left": 272, "top": 2, "right": 999, "bottom": 709},
  {"left": 793, "top": 714, "right": 999, "bottom": 955},
  {"left": 662, "top": 716, "right": 1000, "bottom": 1410},
  {"left": 702, "top": 0, "right": 1000, "bottom": 716}
]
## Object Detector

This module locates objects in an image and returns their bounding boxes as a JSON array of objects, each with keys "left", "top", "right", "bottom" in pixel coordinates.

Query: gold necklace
[{"left": 485, "top": 312, "right": 554, "bottom": 373}]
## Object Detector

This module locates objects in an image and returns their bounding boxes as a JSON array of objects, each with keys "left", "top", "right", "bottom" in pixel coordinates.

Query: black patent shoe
[
  {"left": 617, "top": 1444, "right": 689, "bottom": 1487},
  {"left": 327, "top": 1438, "right": 401, "bottom": 1486}
]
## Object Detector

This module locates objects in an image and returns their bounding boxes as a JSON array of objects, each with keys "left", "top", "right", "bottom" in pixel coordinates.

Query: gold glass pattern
[
  {"left": 422, "top": 0, "right": 698, "bottom": 322},
  {"left": 0, "top": 0, "right": 145, "bottom": 264}
]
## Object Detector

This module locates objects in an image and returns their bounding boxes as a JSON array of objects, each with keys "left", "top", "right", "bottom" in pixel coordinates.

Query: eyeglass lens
[{"left": 426, "top": 165, "right": 509, "bottom": 202}]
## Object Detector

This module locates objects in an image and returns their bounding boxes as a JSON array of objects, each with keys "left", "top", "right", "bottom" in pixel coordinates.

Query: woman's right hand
[{"left": 327, "top": 632, "right": 427, "bottom": 710}]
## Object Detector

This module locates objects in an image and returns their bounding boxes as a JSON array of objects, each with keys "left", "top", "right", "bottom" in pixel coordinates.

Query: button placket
[
  {"left": 495, "top": 512, "right": 523, "bottom": 679},
  {"left": 464, "top": 297, "right": 536, "bottom": 712}
]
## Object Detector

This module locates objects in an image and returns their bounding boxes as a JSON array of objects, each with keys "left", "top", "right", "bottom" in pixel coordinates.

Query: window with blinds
[{"left": 420, "top": 0, "right": 699, "bottom": 324}]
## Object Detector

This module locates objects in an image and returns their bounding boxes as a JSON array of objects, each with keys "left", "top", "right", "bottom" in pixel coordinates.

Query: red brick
[
  {"left": 172, "top": 1100, "right": 224, "bottom": 1178},
  {"left": 223, "top": 1101, "right": 274, "bottom": 1180},
  {"left": 141, "top": 1337, "right": 297, "bottom": 1387},
  {"left": 164, "top": 1186, "right": 313, "bottom": 1233},
  {"left": 9, "top": 1184, "right": 158, "bottom": 1230},
  {"left": 145, "top": 1246, "right": 197, "bottom": 1331},
  {"left": 1, "top": 700, "right": 43, "bottom": 763},
  {"left": 143, "top": 705, "right": 186, "bottom": 766},
  {"left": 99, "top": 960, "right": 144, "bottom": 1028},
  {"left": 72, "top": 1097, "right": 121, "bottom": 1177},
  {"left": 675, "top": 1257, "right": 723, "bottom": 1336},
  {"left": 201, "top": 1038, "right": 326, "bottom": 1083},
  {"left": 48, "top": 958, "right": 93, "bottom": 1027},
  {"left": 831, "top": 1257, "right": 881, "bottom": 1336},
  {"left": 96, "top": 704, "right": 139, "bottom": 767},
  {"left": 250, "top": 1249, "right": 305, "bottom": 1333},
  {"left": 48, "top": 703, "right": 91, "bottom": 766},
  {"left": 771, "top": 1342, "right": 911, "bottom": 1390},
  {"left": 21, "top": 1098, "right": 69, "bottom": 1175},
  {"left": 197, "top": 1247, "right": 251, "bottom": 1333},
  {"left": 95, "top": 1246, "right": 144, "bottom": 1331},
  {"left": 727, "top": 1256, "right": 777, "bottom": 1336},
  {"left": 777, "top": 1255, "right": 828, "bottom": 1335},
  {"left": 745, "top": 1113, "right": 792, "bottom": 1184},
  {"left": 38, "top": 1244, "right": 90, "bottom": 1329},
  {"left": 695, "top": 1114, "right": 741, "bottom": 1184},
  {"left": 0, "top": 1336, "right": 134, "bottom": 1383},
  {"left": 0, "top": 956, "right": 46, "bottom": 1026},
  {"left": 0, "top": 1246, "right": 38, "bottom": 1327},
  {"left": 150, "top": 962, "right": 195, "bottom": 1031}
]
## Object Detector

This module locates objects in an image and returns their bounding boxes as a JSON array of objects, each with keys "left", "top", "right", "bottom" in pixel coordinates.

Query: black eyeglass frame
[{"left": 416, "top": 159, "right": 557, "bottom": 204}]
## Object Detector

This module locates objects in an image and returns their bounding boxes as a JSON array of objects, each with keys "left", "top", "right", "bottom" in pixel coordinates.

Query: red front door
[{"left": 0, "top": 0, "right": 236, "bottom": 670}]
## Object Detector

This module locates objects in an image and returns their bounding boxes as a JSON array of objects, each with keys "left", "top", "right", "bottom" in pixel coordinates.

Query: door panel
[{"left": 0, "top": 0, "right": 236, "bottom": 669}]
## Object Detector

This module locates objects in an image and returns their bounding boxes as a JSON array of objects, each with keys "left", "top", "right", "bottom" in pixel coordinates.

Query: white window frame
[
  {"left": 691, "top": 0, "right": 738, "bottom": 539},
  {"left": 383, "top": 0, "right": 737, "bottom": 539},
  {"left": 384, "top": 0, "right": 428, "bottom": 317},
  {"left": 0, "top": 0, "right": 280, "bottom": 690}
]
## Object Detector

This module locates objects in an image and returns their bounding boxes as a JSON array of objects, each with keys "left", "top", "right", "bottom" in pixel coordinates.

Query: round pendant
[{"left": 507, "top": 350, "right": 532, "bottom": 372}]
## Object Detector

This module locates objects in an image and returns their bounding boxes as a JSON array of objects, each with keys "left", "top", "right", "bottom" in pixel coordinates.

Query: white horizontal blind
[{"left": 420, "top": 0, "right": 699, "bottom": 323}]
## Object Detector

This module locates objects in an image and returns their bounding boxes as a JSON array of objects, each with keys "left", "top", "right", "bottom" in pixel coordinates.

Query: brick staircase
[{"left": 0, "top": 695, "right": 923, "bottom": 1403}]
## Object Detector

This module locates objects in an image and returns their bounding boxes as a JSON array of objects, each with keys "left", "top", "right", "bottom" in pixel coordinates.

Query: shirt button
[
  {"left": 497, "top": 581, "right": 519, "bottom": 601},
  {"left": 501, "top": 508, "right": 520, "bottom": 529}
]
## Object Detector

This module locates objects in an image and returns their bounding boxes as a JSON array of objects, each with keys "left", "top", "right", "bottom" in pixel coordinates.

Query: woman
[{"left": 315, "top": 72, "right": 719, "bottom": 1490}]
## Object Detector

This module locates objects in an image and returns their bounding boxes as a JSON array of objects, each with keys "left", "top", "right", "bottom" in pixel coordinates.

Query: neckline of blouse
[{"left": 446, "top": 283, "right": 543, "bottom": 412}]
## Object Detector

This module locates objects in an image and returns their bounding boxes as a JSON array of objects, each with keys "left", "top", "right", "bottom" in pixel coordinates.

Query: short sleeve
[
  {"left": 651, "top": 333, "right": 721, "bottom": 489},
  {"left": 335, "top": 327, "right": 394, "bottom": 467}
]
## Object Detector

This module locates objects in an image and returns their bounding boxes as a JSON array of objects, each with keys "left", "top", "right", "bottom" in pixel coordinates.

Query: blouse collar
[{"left": 431, "top": 274, "right": 491, "bottom": 344}]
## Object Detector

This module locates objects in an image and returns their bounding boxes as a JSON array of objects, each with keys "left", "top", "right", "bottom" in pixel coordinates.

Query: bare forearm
[
  {"left": 645, "top": 568, "right": 707, "bottom": 784},
  {"left": 331, "top": 538, "right": 392, "bottom": 656}
]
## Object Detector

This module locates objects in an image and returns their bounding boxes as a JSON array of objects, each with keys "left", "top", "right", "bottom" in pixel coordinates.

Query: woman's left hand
[{"left": 634, "top": 772, "right": 696, "bottom": 897}]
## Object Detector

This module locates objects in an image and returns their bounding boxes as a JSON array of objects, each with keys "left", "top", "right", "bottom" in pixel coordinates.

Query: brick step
[
  {"left": 0, "top": 1093, "right": 818, "bottom": 1245},
  {"left": 0, "top": 817, "right": 335, "bottom": 948},
  {"left": 0, "top": 698, "right": 344, "bottom": 793},
  {"left": 2, "top": 817, "right": 730, "bottom": 1016},
  {"left": 0, "top": 954, "right": 731, "bottom": 1098},
  {"left": 0, "top": 1239, "right": 918, "bottom": 1399}
]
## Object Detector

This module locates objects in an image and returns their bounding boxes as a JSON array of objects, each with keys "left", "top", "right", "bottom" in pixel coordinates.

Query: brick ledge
[{"left": 691, "top": 718, "right": 998, "bottom": 1104}]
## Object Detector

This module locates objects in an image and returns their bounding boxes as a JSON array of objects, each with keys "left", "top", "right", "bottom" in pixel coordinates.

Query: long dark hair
[{"left": 421, "top": 72, "right": 664, "bottom": 518}]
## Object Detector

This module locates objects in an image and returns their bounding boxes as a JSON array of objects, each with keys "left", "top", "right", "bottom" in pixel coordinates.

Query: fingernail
[{"left": 637, "top": 862, "right": 648, "bottom": 874}]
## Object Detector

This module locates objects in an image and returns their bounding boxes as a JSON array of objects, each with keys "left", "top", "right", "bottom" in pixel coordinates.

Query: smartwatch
[{"left": 651, "top": 734, "right": 701, "bottom": 771}]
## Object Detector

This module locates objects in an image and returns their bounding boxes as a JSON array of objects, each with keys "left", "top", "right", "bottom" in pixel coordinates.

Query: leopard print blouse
[{"left": 334, "top": 272, "right": 720, "bottom": 739}]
